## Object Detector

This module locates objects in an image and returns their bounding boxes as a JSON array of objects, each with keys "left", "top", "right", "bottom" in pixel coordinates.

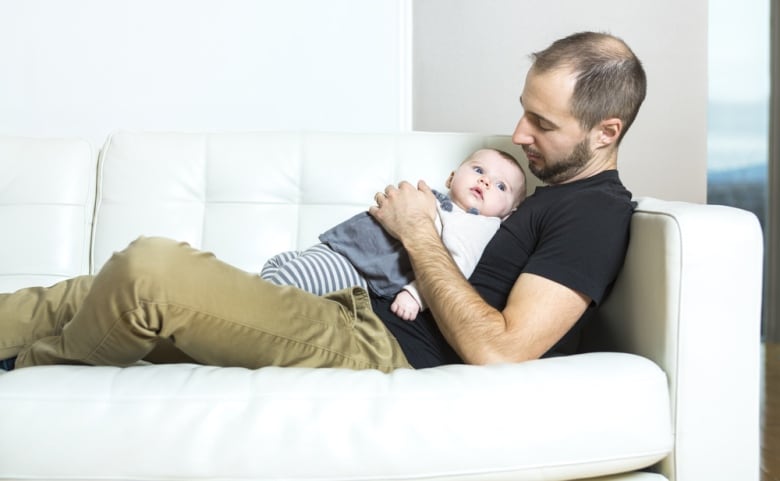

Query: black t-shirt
[{"left": 372, "top": 170, "right": 635, "bottom": 368}]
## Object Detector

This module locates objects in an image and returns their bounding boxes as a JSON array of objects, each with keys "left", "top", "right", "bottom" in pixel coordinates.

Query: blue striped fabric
[{"left": 260, "top": 244, "right": 368, "bottom": 295}]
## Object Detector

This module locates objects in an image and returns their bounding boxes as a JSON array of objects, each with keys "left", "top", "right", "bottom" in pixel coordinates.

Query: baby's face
[{"left": 446, "top": 150, "right": 525, "bottom": 218}]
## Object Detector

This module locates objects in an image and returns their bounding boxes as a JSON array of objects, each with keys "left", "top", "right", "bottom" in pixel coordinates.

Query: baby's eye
[
  {"left": 472, "top": 166, "right": 484, "bottom": 174},
  {"left": 497, "top": 182, "right": 507, "bottom": 192}
]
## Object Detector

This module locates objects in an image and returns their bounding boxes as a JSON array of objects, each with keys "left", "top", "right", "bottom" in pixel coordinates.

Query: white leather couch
[{"left": 0, "top": 131, "right": 763, "bottom": 481}]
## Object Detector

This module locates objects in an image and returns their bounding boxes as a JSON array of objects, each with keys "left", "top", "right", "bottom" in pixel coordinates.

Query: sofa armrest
[{"left": 587, "top": 197, "right": 763, "bottom": 481}]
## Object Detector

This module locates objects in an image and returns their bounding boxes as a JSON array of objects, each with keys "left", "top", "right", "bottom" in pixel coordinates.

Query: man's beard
[{"left": 527, "top": 137, "right": 592, "bottom": 184}]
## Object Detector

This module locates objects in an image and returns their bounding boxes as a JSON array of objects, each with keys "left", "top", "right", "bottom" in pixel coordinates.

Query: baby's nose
[{"left": 479, "top": 177, "right": 490, "bottom": 188}]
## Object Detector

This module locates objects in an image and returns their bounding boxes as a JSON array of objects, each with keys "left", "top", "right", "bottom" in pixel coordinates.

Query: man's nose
[{"left": 512, "top": 116, "right": 533, "bottom": 145}]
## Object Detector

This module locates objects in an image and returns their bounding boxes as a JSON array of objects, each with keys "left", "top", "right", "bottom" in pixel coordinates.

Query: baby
[{"left": 261, "top": 148, "right": 527, "bottom": 320}]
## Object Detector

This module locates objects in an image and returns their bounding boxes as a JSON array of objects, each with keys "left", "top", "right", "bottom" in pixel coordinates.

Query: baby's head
[{"left": 445, "top": 148, "right": 526, "bottom": 219}]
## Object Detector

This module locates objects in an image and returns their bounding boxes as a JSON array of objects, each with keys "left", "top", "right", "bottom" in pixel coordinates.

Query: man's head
[
  {"left": 445, "top": 148, "right": 526, "bottom": 219},
  {"left": 512, "top": 31, "right": 646, "bottom": 185},
  {"left": 532, "top": 31, "right": 647, "bottom": 142}
]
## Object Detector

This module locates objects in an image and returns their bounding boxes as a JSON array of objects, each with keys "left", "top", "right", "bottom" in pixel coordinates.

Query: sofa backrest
[
  {"left": 0, "top": 135, "right": 95, "bottom": 292},
  {"left": 92, "top": 130, "right": 535, "bottom": 274}
]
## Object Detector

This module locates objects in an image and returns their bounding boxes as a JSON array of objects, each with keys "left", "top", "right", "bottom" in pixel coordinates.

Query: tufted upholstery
[
  {"left": 0, "top": 135, "right": 94, "bottom": 292},
  {"left": 92, "top": 130, "right": 539, "bottom": 274}
]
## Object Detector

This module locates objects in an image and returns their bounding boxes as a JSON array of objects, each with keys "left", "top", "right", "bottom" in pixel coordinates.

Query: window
[
  {"left": 708, "top": 0, "right": 771, "bottom": 336},
  {"left": 707, "top": 0, "right": 770, "bottom": 231}
]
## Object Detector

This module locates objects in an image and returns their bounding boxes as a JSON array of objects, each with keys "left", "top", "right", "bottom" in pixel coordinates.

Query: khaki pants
[{"left": 0, "top": 237, "right": 411, "bottom": 372}]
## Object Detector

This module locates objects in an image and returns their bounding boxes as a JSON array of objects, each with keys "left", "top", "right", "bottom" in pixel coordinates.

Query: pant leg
[
  {"left": 261, "top": 244, "right": 368, "bottom": 295},
  {"left": 17, "top": 237, "right": 411, "bottom": 372},
  {"left": 0, "top": 275, "right": 93, "bottom": 359}
]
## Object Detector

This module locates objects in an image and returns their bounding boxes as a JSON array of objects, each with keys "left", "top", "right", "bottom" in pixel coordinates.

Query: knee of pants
[{"left": 104, "top": 236, "right": 190, "bottom": 289}]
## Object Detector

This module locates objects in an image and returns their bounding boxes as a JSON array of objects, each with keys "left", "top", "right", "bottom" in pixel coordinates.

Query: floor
[{"left": 763, "top": 342, "right": 779, "bottom": 481}]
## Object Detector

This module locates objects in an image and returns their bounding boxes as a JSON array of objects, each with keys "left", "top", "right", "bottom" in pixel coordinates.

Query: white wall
[
  {"left": 413, "top": 0, "right": 709, "bottom": 203},
  {"left": 0, "top": 0, "right": 410, "bottom": 149},
  {"left": 0, "top": 0, "right": 709, "bottom": 202}
]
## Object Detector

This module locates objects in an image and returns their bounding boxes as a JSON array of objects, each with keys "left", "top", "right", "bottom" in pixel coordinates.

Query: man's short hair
[{"left": 531, "top": 31, "right": 647, "bottom": 143}]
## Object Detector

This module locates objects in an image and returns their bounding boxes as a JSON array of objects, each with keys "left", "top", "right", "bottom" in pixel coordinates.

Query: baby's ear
[{"left": 445, "top": 172, "right": 455, "bottom": 188}]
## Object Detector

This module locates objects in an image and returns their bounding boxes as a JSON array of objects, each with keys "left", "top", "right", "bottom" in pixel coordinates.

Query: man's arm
[{"left": 369, "top": 181, "right": 590, "bottom": 364}]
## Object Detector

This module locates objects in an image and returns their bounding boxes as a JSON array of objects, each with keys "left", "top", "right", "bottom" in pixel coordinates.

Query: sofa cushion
[
  {"left": 0, "top": 135, "right": 94, "bottom": 292},
  {"left": 0, "top": 352, "right": 671, "bottom": 481}
]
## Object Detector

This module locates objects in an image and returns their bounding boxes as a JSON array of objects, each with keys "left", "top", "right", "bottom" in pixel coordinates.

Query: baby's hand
[{"left": 391, "top": 290, "right": 421, "bottom": 321}]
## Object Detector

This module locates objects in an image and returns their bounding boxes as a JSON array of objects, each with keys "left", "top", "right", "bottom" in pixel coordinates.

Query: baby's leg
[
  {"left": 260, "top": 250, "right": 300, "bottom": 280},
  {"left": 260, "top": 244, "right": 367, "bottom": 295}
]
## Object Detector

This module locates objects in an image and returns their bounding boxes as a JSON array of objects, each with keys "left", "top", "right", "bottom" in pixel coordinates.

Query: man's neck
[{"left": 560, "top": 149, "right": 618, "bottom": 184}]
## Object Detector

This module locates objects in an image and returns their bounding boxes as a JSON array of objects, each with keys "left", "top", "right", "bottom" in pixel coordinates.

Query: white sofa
[{"left": 0, "top": 131, "right": 763, "bottom": 481}]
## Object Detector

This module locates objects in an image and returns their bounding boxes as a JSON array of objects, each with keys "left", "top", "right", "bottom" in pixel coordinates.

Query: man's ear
[{"left": 594, "top": 118, "right": 623, "bottom": 148}]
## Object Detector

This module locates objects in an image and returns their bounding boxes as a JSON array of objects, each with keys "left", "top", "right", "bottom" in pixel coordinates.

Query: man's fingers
[
  {"left": 417, "top": 179, "right": 432, "bottom": 194},
  {"left": 368, "top": 205, "right": 379, "bottom": 218},
  {"left": 377, "top": 183, "right": 402, "bottom": 202},
  {"left": 372, "top": 181, "right": 433, "bottom": 211}
]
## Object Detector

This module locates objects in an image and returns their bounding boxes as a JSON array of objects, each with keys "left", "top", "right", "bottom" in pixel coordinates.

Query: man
[
  {"left": 370, "top": 31, "right": 644, "bottom": 367},
  {"left": 0, "top": 31, "right": 644, "bottom": 371}
]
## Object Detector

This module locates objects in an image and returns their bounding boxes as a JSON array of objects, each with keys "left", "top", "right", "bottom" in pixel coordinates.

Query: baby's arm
[{"left": 391, "top": 288, "right": 422, "bottom": 321}]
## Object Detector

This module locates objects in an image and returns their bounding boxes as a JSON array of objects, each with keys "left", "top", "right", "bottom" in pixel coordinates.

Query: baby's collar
[{"left": 432, "top": 189, "right": 479, "bottom": 215}]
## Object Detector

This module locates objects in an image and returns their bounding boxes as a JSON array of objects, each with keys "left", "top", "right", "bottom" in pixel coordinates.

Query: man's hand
[
  {"left": 391, "top": 289, "right": 421, "bottom": 321},
  {"left": 368, "top": 180, "right": 438, "bottom": 243}
]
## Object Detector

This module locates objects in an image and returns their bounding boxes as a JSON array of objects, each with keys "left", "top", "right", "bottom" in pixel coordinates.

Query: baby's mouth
[{"left": 471, "top": 187, "right": 484, "bottom": 200}]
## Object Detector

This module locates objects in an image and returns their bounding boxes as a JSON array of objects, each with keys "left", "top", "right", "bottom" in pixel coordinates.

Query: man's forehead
[{"left": 520, "top": 68, "right": 577, "bottom": 116}]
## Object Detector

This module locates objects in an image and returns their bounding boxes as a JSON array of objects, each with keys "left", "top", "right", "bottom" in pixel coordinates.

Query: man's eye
[{"left": 532, "top": 116, "right": 553, "bottom": 132}]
